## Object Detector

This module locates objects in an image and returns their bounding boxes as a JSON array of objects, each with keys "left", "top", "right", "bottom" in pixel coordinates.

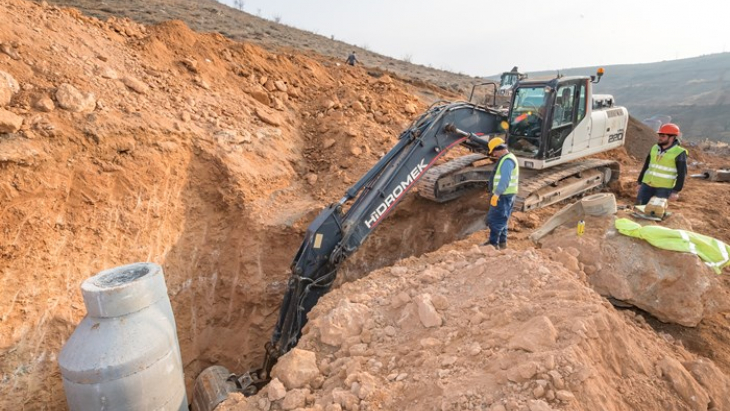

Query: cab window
[
  {"left": 576, "top": 82, "right": 587, "bottom": 122},
  {"left": 507, "top": 86, "right": 548, "bottom": 158},
  {"left": 508, "top": 87, "right": 547, "bottom": 136},
  {"left": 551, "top": 85, "right": 576, "bottom": 128}
]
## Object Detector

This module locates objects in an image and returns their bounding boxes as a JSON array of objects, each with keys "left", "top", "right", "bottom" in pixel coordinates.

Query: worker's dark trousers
[
  {"left": 636, "top": 183, "right": 673, "bottom": 205},
  {"left": 486, "top": 194, "right": 516, "bottom": 247}
]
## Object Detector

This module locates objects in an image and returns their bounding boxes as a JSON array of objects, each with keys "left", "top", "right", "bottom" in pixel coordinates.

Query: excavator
[
  {"left": 191, "top": 68, "right": 629, "bottom": 411},
  {"left": 497, "top": 66, "right": 527, "bottom": 99},
  {"left": 418, "top": 67, "right": 627, "bottom": 210}
]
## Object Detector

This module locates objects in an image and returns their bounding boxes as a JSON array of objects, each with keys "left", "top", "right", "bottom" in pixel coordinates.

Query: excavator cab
[
  {"left": 507, "top": 85, "right": 550, "bottom": 157},
  {"left": 499, "top": 71, "right": 520, "bottom": 91},
  {"left": 506, "top": 74, "right": 604, "bottom": 168},
  {"left": 494, "top": 66, "right": 526, "bottom": 107}
]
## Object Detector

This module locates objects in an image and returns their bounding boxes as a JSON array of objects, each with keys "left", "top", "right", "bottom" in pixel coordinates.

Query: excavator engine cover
[{"left": 191, "top": 365, "right": 238, "bottom": 411}]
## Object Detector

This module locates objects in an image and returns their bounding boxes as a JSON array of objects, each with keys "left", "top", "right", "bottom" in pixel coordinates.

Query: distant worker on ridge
[
  {"left": 483, "top": 137, "right": 519, "bottom": 249},
  {"left": 636, "top": 123, "right": 688, "bottom": 205},
  {"left": 346, "top": 51, "right": 358, "bottom": 66}
]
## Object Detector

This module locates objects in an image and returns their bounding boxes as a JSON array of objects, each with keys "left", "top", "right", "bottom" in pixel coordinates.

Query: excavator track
[
  {"left": 515, "top": 158, "right": 619, "bottom": 211},
  {"left": 417, "top": 156, "right": 619, "bottom": 211},
  {"left": 417, "top": 153, "right": 490, "bottom": 202}
]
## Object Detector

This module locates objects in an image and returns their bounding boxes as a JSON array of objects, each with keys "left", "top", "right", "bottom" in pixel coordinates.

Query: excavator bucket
[{"left": 191, "top": 365, "right": 238, "bottom": 411}]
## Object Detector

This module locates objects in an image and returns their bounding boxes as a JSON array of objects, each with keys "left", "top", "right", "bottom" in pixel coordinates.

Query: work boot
[{"left": 498, "top": 242, "right": 507, "bottom": 250}]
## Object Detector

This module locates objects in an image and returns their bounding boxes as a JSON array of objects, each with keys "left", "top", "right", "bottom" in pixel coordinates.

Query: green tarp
[{"left": 615, "top": 218, "right": 730, "bottom": 274}]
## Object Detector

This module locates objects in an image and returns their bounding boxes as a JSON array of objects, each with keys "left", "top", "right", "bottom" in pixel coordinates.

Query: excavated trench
[{"left": 165, "top": 151, "right": 491, "bottom": 392}]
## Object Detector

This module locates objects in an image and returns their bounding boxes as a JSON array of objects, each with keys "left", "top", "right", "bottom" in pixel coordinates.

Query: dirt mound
[
  {"left": 220, "top": 238, "right": 730, "bottom": 411},
  {"left": 625, "top": 116, "right": 659, "bottom": 160}
]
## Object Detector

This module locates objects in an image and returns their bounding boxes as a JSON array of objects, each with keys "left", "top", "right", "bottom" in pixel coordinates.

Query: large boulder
[
  {"left": 270, "top": 348, "right": 320, "bottom": 390},
  {"left": 310, "top": 299, "right": 370, "bottom": 347},
  {"left": 541, "top": 214, "right": 730, "bottom": 326}
]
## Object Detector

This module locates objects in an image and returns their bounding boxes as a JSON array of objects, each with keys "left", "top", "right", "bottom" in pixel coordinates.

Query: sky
[{"left": 217, "top": 0, "right": 729, "bottom": 77}]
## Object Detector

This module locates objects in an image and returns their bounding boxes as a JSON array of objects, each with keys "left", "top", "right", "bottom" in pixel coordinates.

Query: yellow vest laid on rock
[
  {"left": 642, "top": 144, "right": 688, "bottom": 189},
  {"left": 493, "top": 153, "right": 520, "bottom": 195},
  {"left": 615, "top": 218, "right": 730, "bottom": 274}
]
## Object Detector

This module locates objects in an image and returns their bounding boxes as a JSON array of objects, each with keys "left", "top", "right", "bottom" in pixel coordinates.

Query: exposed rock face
[
  {"left": 122, "top": 76, "right": 149, "bottom": 94},
  {"left": 31, "top": 95, "right": 55, "bottom": 112},
  {"left": 0, "top": 108, "right": 23, "bottom": 133},
  {"left": 254, "top": 107, "right": 281, "bottom": 126},
  {"left": 311, "top": 299, "right": 370, "bottom": 348},
  {"left": 55, "top": 83, "right": 96, "bottom": 112},
  {"left": 413, "top": 293, "right": 442, "bottom": 328},
  {"left": 0, "top": 70, "right": 19, "bottom": 106},
  {"left": 270, "top": 348, "right": 320, "bottom": 390}
]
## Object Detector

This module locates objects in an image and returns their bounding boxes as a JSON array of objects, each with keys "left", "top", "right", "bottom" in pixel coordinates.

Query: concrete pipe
[
  {"left": 581, "top": 193, "right": 617, "bottom": 216},
  {"left": 58, "top": 262, "right": 188, "bottom": 411}
]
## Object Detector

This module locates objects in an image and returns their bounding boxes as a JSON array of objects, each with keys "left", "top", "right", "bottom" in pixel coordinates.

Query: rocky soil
[
  {"left": 35, "top": 0, "right": 481, "bottom": 94},
  {"left": 1, "top": 1, "right": 729, "bottom": 410}
]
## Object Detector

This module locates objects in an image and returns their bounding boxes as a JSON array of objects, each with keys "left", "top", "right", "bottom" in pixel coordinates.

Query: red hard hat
[{"left": 658, "top": 123, "right": 680, "bottom": 136}]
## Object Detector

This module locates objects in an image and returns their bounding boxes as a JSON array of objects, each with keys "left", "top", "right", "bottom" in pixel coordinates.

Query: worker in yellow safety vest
[
  {"left": 636, "top": 123, "right": 688, "bottom": 205},
  {"left": 483, "top": 137, "right": 519, "bottom": 249}
]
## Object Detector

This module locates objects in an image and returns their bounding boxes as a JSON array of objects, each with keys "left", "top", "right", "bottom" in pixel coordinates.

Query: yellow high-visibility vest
[
  {"left": 642, "top": 144, "right": 687, "bottom": 189},
  {"left": 493, "top": 153, "right": 519, "bottom": 195}
]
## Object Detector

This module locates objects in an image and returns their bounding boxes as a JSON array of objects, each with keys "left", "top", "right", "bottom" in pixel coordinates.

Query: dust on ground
[{"left": 1, "top": 1, "right": 730, "bottom": 410}]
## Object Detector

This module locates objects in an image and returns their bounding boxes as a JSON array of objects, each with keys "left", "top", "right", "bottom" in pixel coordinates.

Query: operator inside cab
[{"left": 508, "top": 87, "right": 548, "bottom": 156}]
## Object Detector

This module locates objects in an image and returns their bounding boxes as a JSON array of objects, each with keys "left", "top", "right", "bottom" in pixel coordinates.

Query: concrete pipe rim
[
  {"left": 81, "top": 262, "right": 168, "bottom": 318},
  {"left": 581, "top": 192, "right": 617, "bottom": 216},
  {"left": 83, "top": 262, "right": 162, "bottom": 292}
]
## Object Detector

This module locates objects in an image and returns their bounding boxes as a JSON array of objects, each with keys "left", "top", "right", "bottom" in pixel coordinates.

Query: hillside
[
  {"left": 36, "top": 0, "right": 730, "bottom": 142},
  {"left": 30, "top": 0, "right": 479, "bottom": 94},
  {"left": 2, "top": 1, "right": 730, "bottom": 411}
]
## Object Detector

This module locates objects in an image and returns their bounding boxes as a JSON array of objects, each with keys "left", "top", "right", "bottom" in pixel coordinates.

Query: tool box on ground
[
  {"left": 631, "top": 196, "right": 671, "bottom": 222},
  {"left": 645, "top": 196, "right": 668, "bottom": 218}
]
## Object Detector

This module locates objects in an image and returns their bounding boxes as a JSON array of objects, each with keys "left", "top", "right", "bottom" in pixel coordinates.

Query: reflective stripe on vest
[
  {"left": 642, "top": 144, "right": 687, "bottom": 189},
  {"left": 615, "top": 218, "right": 730, "bottom": 274},
  {"left": 493, "top": 153, "right": 520, "bottom": 195}
]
